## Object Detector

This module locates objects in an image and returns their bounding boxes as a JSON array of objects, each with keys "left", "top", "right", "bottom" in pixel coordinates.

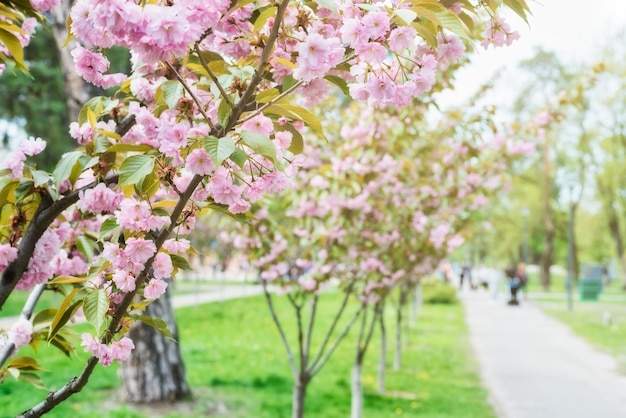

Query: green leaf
[
  {"left": 203, "top": 136, "right": 235, "bottom": 167},
  {"left": 503, "top": 0, "right": 530, "bottom": 22},
  {"left": 31, "top": 170, "right": 51, "bottom": 188},
  {"left": 170, "top": 254, "right": 192, "bottom": 271},
  {"left": 76, "top": 235, "right": 95, "bottom": 262},
  {"left": 118, "top": 155, "right": 155, "bottom": 187},
  {"left": 256, "top": 88, "right": 280, "bottom": 104},
  {"left": 48, "top": 288, "right": 83, "bottom": 340},
  {"left": 155, "top": 80, "right": 184, "bottom": 110},
  {"left": 138, "top": 171, "right": 161, "bottom": 198},
  {"left": 18, "top": 372, "right": 46, "bottom": 390},
  {"left": 0, "top": 178, "right": 17, "bottom": 207},
  {"left": 394, "top": 8, "right": 417, "bottom": 25},
  {"left": 98, "top": 216, "right": 119, "bottom": 241},
  {"left": 134, "top": 315, "right": 174, "bottom": 340},
  {"left": 229, "top": 148, "right": 249, "bottom": 170},
  {"left": 107, "top": 144, "right": 154, "bottom": 153},
  {"left": 48, "top": 275, "right": 86, "bottom": 285},
  {"left": 33, "top": 308, "right": 57, "bottom": 326},
  {"left": 0, "top": 28, "right": 26, "bottom": 71},
  {"left": 78, "top": 97, "right": 116, "bottom": 125},
  {"left": 314, "top": 0, "right": 337, "bottom": 12},
  {"left": 49, "top": 333, "right": 75, "bottom": 357},
  {"left": 264, "top": 104, "right": 325, "bottom": 139},
  {"left": 283, "top": 124, "right": 304, "bottom": 155},
  {"left": 253, "top": 6, "right": 277, "bottom": 32},
  {"left": 240, "top": 131, "right": 278, "bottom": 165},
  {"left": 217, "top": 98, "right": 231, "bottom": 127},
  {"left": 324, "top": 75, "right": 350, "bottom": 96},
  {"left": 7, "top": 356, "right": 45, "bottom": 371},
  {"left": 83, "top": 289, "right": 110, "bottom": 334},
  {"left": 53, "top": 151, "right": 83, "bottom": 187}
]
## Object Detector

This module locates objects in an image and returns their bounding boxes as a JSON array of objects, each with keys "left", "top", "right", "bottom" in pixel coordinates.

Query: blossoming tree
[{"left": 0, "top": 0, "right": 530, "bottom": 416}]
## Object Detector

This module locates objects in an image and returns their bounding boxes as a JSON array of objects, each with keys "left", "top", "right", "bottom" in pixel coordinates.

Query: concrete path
[
  {"left": 462, "top": 289, "right": 626, "bottom": 418},
  {"left": 0, "top": 284, "right": 263, "bottom": 331}
]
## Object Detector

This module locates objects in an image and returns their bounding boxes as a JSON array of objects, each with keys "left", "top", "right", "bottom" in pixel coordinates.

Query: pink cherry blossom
[
  {"left": 8, "top": 318, "right": 32, "bottom": 348},
  {"left": 144, "top": 278, "right": 168, "bottom": 300},
  {"left": 186, "top": 148, "right": 216, "bottom": 176}
]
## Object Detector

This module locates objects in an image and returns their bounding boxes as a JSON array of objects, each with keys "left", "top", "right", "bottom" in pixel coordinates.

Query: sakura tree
[{"left": 0, "top": 0, "right": 530, "bottom": 416}]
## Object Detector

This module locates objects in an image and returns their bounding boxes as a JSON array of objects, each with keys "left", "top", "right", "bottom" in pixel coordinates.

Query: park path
[
  {"left": 461, "top": 289, "right": 626, "bottom": 418},
  {"left": 0, "top": 284, "right": 263, "bottom": 331}
]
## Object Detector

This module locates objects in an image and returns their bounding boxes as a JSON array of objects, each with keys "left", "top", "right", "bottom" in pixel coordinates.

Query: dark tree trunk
[
  {"left": 607, "top": 205, "right": 626, "bottom": 290},
  {"left": 118, "top": 283, "right": 191, "bottom": 402},
  {"left": 50, "top": 0, "right": 91, "bottom": 123},
  {"left": 540, "top": 134, "right": 553, "bottom": 291}
]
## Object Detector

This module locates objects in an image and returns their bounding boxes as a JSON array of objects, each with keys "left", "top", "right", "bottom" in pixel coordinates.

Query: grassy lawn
[
  {"left": 534, "top": 298, "right": 626, "bottom": 372},
  {"left": 2, "top": 293, "right": 494, "bottom": 418}
]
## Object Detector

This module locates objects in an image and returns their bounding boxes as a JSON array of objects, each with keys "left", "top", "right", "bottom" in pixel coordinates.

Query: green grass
[
  {"left": 2, "top": 294, "right": 495, "bottom": 418},
  {"left": 535, "top": 299, "right": 626, "bottom": 372}
]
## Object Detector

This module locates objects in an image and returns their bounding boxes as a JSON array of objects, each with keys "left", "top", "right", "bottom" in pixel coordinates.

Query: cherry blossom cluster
[
  {"left": 80, "top": 333, "right": 135, "bottom": 366},
  {"left": 481, "top": 17, "right": 521, "bottom": 49}
]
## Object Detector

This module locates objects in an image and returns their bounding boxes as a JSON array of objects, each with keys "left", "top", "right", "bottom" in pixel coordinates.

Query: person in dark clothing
[
  {"left": 459, "top": 263, "right": 474, "bottom": 290},
  {"left": 505, "top": 264, "right": 520, "bottom": 305}
]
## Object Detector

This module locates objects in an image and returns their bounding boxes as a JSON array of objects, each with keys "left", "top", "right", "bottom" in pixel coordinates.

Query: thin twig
[
  {"left": 261, "top": 279, "right": 298, "bottom": 378},
  {"left": 309, "top": 303, "right": 364, "bottom": 378},
  {"left": 194, "top": 44, "right": 235, "bottom": 110},
  {"left": 303, "top": 295, "right": 318, "bottom": 362},
  {"left": 226, "top": 0, "right": 290, "bottom": 132},
  {"left": 308, "top": 279, "right": 356, "bottom": 369},
  {"left": 165, "top": 61, "right": 216, "bottom": 132},
  {"left": 237, "top": 79, "right": 304, "bottom": 125}
]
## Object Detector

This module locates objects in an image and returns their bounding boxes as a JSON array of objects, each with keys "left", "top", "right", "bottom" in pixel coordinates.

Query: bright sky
[{"left": 438, "top": 0, "right": 626, "bottom": 107}]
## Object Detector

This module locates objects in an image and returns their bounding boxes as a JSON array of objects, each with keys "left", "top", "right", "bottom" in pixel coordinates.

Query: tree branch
[
  {"left": 0, "top": 113, "right": 135, "bottom": 310},
  {"left": 194, "top": 44, "right": 235, "bottom": 110},
  {"left": 18, "top": 174, "right": 204, "bottom": 417},
  {"left": 309, "top": 303, "right": 363, "bottom": 378},
  {"left": 0, "top": 283, "right": 45, "bottom": 367},
  {"left": 226, "top": 0, "right": 289, "bottom": 132},
  {"left": 302, "top": 295, "right": 318, "bottom": 363},
  {"left": 165, "top": 61, "right": 216, "bottom": 133},
  {"left": 261, "top": 279, "right": 298, "bottom": 378},
  {"left": 308, "top": 279, "right": 356, "bottom": 369}
]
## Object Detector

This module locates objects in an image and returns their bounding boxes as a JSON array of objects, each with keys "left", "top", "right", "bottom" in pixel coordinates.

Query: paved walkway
[
  {"left": 0, "top": 284, "right": 263, "bottom": 330},
  {"left": 462, "top": 289, "right": 626, "bottom": 418}
]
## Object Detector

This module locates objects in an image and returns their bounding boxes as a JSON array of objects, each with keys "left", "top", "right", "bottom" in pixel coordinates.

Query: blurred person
[
  {"left": 484, "top": 264, "right": 504, "bottom": 302},
  {"left": 516, "top": 263, "right": 528, "bottom": 300},
  {"left": 459, "top": 262, "right": 474, "bottom": 290},
  {"left": 505, "top": 263, "right": 521, "bottom": 305}
]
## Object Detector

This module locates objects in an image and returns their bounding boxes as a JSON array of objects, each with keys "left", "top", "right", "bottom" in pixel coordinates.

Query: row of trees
[
  {"left": 478, "top": 35, "right": 626, "bottom": 290},
  {"left": 0, "top": 0, "right": 532, "bottom": 416}
]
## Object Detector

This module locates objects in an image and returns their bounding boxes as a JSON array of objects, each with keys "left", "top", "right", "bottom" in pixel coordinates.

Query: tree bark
[
  {"left": 394, "top": 290, "right": 407, "bottom": 371},
  {"left": 377, "top": 312, "right": 386, "bottom": 395},
  {"left": 410, "top": 282, "right": 422, "bottom": 328},
  {"left": 292, "top": 378, "right": 308, "bottom": 418},
  {"left": 49, "top": 0, "right": 91, "bottom": 123},
  {"left": 606, "top": 204, "right": 626, "bottom": 289},
  {"left": 351, "top": 358, "right": 364, "bottom": 418},
  {"left": 118, "top": 283, "right": 191, "bottom": 402}
]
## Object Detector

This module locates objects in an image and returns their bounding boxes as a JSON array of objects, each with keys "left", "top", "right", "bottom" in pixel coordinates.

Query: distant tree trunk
[
  {"left": 572, "top": 203, "right": 580, "bottom": 282},
  {"left": 394, "top": 289, "right": 407, "bottom": 371},
  {"left": 607, "top": 204, "right": 626, "bottom": 290},
  {"left": 377, "top": 308, "right": 386, "bottom": 395},
  {"left": 118, "top": 283, "right": 191, "bottom": 402},
  {"left": 540, "top": 133, "right": 553, "bottom": 291},
  {"left": 50, "top": 0, "right": 91, "bottom": 122},
  {"left": 410, "top": 282, "right": 422, "bottom": 328}
]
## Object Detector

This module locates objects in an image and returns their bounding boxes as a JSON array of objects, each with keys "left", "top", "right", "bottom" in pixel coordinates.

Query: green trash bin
[
  {"left": 578, "top": 279, "right": 602, "bottom": 301},
  {"left": 578, "top": 264, "right": 605, "bottom": 301}
]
